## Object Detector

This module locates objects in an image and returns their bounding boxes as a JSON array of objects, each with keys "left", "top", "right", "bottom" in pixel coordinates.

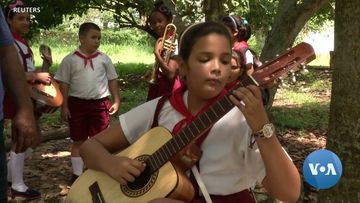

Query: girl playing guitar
[{"left": 78, "top": 22, "right": 301, "bottom": 203}]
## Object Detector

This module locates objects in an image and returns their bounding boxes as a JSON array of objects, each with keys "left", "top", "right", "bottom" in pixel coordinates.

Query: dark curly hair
[{"left": 152, "top": 0, "right": 173, "bottom": 21}]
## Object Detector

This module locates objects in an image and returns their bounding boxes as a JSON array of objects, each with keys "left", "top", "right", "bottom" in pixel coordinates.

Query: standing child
[
  {"left": 0, "top": 6, "right": 38, "bottom": 202},
  {"left": 54, "top": 22, "right": 120, "bottom": 183},
  {"left": 4, "top": 1, "right": 52, "bottom": 200},
  {"left": 78, "top": 21, "right": 300, "bottom": 203},
  {"left": 146, "top": 0, "right": 179, "bottom": 101},
  {"left": 222, "top": 15, "right": 255, "bottom": 75}
]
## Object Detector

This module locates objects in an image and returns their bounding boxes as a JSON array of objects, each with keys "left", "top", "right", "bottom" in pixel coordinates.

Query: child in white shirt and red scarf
[
  {"left": 55, "top": 22, "right": 120, "bottom": 184},
  {"left": 78, "top": 21, "right": 300, "bottom": 203}
]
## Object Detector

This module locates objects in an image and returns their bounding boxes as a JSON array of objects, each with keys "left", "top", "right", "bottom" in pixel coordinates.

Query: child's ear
[{"left": 174, "top": 55, "right": 187, "bottom": 77}]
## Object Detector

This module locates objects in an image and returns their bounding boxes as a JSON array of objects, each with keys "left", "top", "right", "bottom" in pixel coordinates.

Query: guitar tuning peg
[{"left": 290, "top": 72, "right": 296, "bottom": 84}]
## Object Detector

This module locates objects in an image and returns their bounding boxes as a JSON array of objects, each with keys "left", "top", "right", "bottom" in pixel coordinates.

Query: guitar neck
[{"left": 147, "top": 74, "right": 258, "bottom": 173}]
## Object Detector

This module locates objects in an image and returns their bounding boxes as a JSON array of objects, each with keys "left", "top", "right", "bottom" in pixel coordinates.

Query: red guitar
[{"left": 67, "top": 42, "right": 315, "bottom": 203}]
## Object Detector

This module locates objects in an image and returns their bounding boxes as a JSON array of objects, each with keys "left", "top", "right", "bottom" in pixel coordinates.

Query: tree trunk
[
  {"left": 203, "top": 0, "right": 226, "bottom": 22},
  {"left": 318, "top": 0, "right": 360, "bottom": 201},
  {"left": 261, "top": 0, "right": 329, "bottom": 109}
]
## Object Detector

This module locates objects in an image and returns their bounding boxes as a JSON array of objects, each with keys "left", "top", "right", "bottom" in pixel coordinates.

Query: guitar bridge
[{"left": 89, "top": 181, "right": 105, "bottom": 203}]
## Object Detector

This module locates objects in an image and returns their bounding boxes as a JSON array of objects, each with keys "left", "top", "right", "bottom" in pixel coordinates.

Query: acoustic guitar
[
  {"left": 29, "top": 76, "right": 63, "bottom": 113},
  {"left": 28, "top": 44, "right": 63, "bottom": 113},
  {"left": 67, "top": 42, "right": 316, "bottom": 203}
]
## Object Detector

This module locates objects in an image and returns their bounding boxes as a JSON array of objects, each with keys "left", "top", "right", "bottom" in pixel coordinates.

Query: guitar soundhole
[
  {"left": 120, "top": 155, "right": 158, "bottom": 197},
  {"left": 127, "top": 165, "right": 151, "bottom": 190}
]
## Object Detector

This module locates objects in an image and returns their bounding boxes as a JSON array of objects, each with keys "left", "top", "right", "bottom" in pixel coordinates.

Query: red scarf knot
[
  {"left": 169, "top": 87, "right": 227, "bottom": 146},
  {"left": 74, "top": 51, "right": 100, "bottom": 70}
]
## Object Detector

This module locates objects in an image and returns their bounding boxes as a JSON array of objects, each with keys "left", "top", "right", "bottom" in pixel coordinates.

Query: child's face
[
  {"left": 150, "top": 11, "right": 170, "bottom": 37},
  {"left": 227, "top": 57, "right": 242, "bottom": 84},
  {"left": 7, "top": 12, "right": 30, "bottom": 35},
  {"left": 79, "top": 29, "right": 101, "bottom": 54},
  {"left": 181, "top": 33, "right": 231, "bottom": 99}
]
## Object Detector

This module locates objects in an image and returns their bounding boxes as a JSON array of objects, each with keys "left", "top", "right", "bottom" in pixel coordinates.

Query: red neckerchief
[
  {"left": 169, "top": 87, "right": 227, "bottom": 146},
  {"left": 11, "top": 31, "right": 33, "bottom": 57},
  {"left": 225, "top": 80, "right": 238, "bottom": 91},
  {"left": 74, "top": 51, "right": 100, "bottom": 70},
  {"left": 233, "top": 41, "right": 249, "bottom": 52}
]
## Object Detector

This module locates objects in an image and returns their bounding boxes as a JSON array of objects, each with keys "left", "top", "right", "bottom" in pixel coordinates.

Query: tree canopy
[{"left": 2, "top": 0, "right": 333, "bottom": 43}]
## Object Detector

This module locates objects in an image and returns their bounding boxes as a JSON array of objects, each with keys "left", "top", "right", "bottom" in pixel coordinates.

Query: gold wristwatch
[{"left": 253, "top": 123, "right": 275, "bottom": 139}]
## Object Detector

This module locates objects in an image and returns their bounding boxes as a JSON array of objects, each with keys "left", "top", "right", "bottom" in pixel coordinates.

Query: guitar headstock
[{"left": 252, "top": 42, "right": 316, "bottom": 88}]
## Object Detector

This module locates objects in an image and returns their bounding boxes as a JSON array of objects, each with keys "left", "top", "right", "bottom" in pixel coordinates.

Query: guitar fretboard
[{"left": 146, "top": 74, "right": 258, "bottom": 173}]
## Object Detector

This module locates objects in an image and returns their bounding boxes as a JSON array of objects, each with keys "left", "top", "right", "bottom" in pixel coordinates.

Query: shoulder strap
[
  {"left": 151, "top": 94, "right": 171, "bottom": 128},
  {"left": 14, "top": 41, "right": 31, "bottom": 71}
]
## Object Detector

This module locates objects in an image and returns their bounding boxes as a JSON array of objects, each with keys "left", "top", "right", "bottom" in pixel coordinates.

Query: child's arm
[
  {"left": 80, "top": 121, "right": 145, "bottom": 185},
  {"left": 59, "top": 82, "right": 71, "bottom": 122},
  {"left": 108, "top": 79, "right": 120, "bottom": 115},
  {"left": 1, "top": 44, "right": 38, "bottom": 152},
  {"left": 154, "top": 38, "right": 178, "bottom": 80},
  {"left": 25, "top": 72, "right": 51, "bottom": 84},
  {"left": 229, "top": 85, "right": 300, "bottom": 202}
]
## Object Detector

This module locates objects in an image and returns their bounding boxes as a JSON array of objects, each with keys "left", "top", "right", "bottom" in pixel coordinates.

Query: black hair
[
  {"left": 222, "top": 15, "right": 251, "bottom": 42},
  {"left": 4, "top": 1, "right": 26, "bottom": 20},
  {"left": 79, "top": 22, "right": 101, "bottom": 36},
  {"left": 151, "top": 0, "right": 173, "bottom": 21},
  {"left": 179, "top": 21, "right": 233, "bottom": 62}
]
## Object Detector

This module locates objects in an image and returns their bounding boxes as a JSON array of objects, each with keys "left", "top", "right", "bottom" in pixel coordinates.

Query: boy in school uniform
[{"left": 55, "top": 22, "right": 120, "bottom": 183}]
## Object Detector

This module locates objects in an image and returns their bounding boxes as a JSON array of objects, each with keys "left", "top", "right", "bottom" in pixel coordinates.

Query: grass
[
  {"left": 271, "top": 70, "right": 331, "bottom": 132},
  {"left": 308, "top": 52, "right": 331, "bottom": 67},
  {"left": 32, "top": 44, "right": 154, "bottom": 68}
]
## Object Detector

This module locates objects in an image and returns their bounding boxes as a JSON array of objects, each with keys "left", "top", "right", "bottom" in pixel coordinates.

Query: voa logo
[
  {"left": 308, "top": 163, "right": 337, "bottom": 176},
  {"left": 303, "top": 149, "right": 342, "bottom": 189}
]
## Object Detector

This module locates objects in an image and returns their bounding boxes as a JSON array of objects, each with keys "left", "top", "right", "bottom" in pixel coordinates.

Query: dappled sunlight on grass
[
  {"left": 33, "top": 44, "right": 154, "bottom": 67},
  {"left": 272, "top": 101, "right": 329, "bottom": 131},
  {"left": 308, "top": 53, "right": 331, "bottom": 67}
]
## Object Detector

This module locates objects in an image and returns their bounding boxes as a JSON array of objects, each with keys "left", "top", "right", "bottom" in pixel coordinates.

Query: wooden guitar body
[
  {"left": 67, "top": 127, "right": 194, "bottom": 203},
  {"left": 28, "top": 78, "right": 63, "bottom": 113}
]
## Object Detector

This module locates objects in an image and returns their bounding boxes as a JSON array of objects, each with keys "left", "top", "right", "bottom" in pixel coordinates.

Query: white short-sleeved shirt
[
  {"left": 245, "top": 49, "right": 254, "bottom": 65},
  {"left": 119, "top": 91, "right": 266, "bottom": 195},
  {"left": 14, "top": 39, "right": 35, "bottom": 72},
  {"left": 55, "top": 49, "right": 118, "bottom": 100}
]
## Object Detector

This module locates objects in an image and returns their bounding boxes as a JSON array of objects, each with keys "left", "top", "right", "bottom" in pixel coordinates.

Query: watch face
[{"left": 263, "top": 123, "right": 275, "bottom": 138}]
